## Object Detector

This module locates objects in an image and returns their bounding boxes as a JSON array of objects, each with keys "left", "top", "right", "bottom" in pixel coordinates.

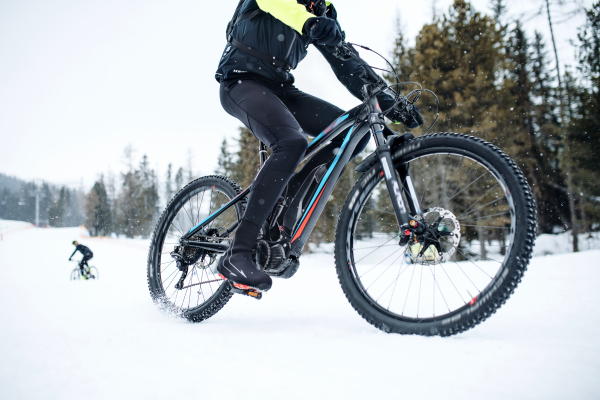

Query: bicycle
[
  {"left": 147, "top": 41, "right": 536, "bottom": 336},
  {"left": 70, "top": 260, "right": 99, "bottom": 280}
]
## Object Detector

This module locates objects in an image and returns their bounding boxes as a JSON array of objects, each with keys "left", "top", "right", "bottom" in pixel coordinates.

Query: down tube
[{"left": 290, "top": 123, "right": 371, "bottom": 255}]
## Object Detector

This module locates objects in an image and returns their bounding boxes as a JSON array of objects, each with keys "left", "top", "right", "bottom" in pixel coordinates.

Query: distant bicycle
[{"left": 69, "top": 260, "right": 99, "bottom": 280}]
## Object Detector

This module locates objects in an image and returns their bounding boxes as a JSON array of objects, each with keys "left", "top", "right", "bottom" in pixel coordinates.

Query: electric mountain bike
[{"left": 147, "top": 42, "right": 536, "bottom": 336}]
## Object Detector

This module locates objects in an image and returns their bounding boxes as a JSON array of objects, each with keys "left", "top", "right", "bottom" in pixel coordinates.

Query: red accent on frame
[
  {"left": 291, "top": 184, "right": 327, "bottom": 243},
  {"left": 470, "top": 296, "right": 477, "bottom": 306}
]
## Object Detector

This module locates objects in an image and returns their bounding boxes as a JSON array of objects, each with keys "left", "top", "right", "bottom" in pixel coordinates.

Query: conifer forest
[{"left": 1, "top": 0, "right": 598, "bottom": 251}]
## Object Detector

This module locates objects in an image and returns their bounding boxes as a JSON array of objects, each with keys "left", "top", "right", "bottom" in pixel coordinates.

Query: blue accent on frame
[
  {"left": 307, "top": 114, "right": 349, "bottom": 149},
  {"left": 188, "top": 201, "right": 232, "bottom": 233},
  {"left": 292, "top": 126, "right": 355, "bottom": 237}
]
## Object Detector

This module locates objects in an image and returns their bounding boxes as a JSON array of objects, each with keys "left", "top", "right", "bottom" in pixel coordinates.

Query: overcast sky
[{"left": 0, "top": 0, "right": 592, "bottom": 190}]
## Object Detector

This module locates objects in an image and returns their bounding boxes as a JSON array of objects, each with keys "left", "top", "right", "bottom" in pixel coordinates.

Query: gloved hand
[
  {"left": 68, "top": 258, "right": 71, "bottom": 261},
  {"left": 303, "top": 17, "right": 342, "bottom": 47},
  {"left": 388, "top": 103, "right": 424, "bottom": 129}
]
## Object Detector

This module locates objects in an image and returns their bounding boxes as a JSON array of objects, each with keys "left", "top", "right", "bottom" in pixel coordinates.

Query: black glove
[
  {"left": 388, "top": 103, "right": 424, "bottom": 129},
  {"left": 303, "top": 17, "right": 342, "bottom": 47}
]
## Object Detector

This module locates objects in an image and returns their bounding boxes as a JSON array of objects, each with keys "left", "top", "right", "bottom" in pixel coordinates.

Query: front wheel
[
  {"left": 70, "top": 269, "right": 80, "bottom": 280},
  {"left": 335, "top": 133, "right": 536, "bottom": 336}
]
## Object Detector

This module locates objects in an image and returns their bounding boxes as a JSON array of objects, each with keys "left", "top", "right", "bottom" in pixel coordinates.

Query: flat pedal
[
  {"left": 218, "top": 274, "right": 263, "bottom": 299},
  {"left": 230, "top": 286, "right": 262, "bottom": 299}
]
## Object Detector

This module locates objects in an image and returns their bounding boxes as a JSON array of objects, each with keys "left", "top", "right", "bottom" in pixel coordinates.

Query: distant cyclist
[{"left": 69, "top": 241, "right": 94, "bottom": 279}]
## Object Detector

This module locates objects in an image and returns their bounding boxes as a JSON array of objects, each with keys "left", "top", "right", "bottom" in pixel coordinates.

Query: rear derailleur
[{"left": 170, "top": 228, "right": 222, "bottom": 290}]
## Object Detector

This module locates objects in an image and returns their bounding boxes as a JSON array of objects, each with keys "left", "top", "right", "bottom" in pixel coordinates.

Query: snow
[
  {"left": 532, "top": 231, "right": 600, "bottom": 256},
  {"left": 0, "top": 219, "right": 32, "bottom": 236},
  {"left": 1, "top": 221, "right": 599, "bottom": 399}
]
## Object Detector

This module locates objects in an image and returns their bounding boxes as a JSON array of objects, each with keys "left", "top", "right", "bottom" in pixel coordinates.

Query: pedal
[
  {"left": 218, "top": 274, "right": 263, "bottom": 300},
  {"left": 230, "top": 286, "right": 263, "bottom": 299}
]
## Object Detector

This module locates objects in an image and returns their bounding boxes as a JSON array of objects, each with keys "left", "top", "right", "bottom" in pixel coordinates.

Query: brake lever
[
  {"left": 332, "top": 41, "right": 356, "bottom": 61},
  {"left": 333, "top": 42, "right": 385, "bottom": 88}
]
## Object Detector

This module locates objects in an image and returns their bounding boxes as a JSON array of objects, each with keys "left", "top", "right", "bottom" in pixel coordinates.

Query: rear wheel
[
  {"left": 335, "top": 133, "right": 536, "bottom": 336},
  {"left": 89, "top": 266, "right": 99, "bottom": 279},
  {"left": 147, "top": 175, "right": 245, "bottom": 322}
]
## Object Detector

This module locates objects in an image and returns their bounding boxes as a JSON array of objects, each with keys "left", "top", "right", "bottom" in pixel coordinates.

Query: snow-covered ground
[{"left": 1, "top": 221, "right": 599, "bottom": 399}]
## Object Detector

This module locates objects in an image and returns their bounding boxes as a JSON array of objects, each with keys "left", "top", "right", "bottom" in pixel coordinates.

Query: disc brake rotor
[{"left": 408, "top": 207, "right": 461, "bottom": 264}]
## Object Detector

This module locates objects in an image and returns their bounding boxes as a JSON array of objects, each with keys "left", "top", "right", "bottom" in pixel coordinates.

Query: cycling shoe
[{"left": 217, "top": 252, "right": 272, "bottom": 292}]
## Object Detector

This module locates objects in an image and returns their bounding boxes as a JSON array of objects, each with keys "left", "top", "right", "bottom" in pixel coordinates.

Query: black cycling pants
[
  {"left": 79, "top": 254, "right": 92, "bottom": 272},
  {"left": 220, "top": 78, "right": 369, "bottom": 246}
]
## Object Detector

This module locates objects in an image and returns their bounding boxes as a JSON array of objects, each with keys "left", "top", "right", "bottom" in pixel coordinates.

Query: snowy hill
[{"left": 0, "top": 222, "right": 599, "bottom": 399}]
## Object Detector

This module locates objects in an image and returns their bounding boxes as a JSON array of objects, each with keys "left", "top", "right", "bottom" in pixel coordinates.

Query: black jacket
[
  {"left": 70, "top": 244, "right": 93, "bottom": 259},
  {"left": 215, "top": 0, "right": 395, "bottom": 110}
]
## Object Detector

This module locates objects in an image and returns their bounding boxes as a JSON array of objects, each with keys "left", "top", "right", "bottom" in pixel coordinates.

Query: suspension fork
[
  {"left": 367, "top": 96, "right": 412, "bottom": 229},
  {"left": 398, "top": 164, "right": 422, "bottom": 215}
]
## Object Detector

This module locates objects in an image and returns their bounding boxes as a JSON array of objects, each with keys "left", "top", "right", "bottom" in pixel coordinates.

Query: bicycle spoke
[
  {"left": 402, "top": 264, "right": 417, "bottom": 315},
  {"left": 458, "top": 211, "right": 511, "bottom": 224},
  {"left": 387, "top": 247, "right": 411, "bottom": 310},
  {"left": 353, "top": 235, "right": 400, "bottom": 265},
  {"left": 366, "top": 250, "right": 407, "bottom": 292},
  {"left": 427, "top": 263, "right": 451, "bottom": 314},
  {"left": 457, "top": 186, "right": 503, "bottom": 218}
]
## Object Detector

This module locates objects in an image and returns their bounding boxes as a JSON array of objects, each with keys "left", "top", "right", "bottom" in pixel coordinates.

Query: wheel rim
[
  {"left": 157, "top": 185, "right": 238, "bottom": 311},
  {"left": 349, "top": 150, "right": 515, "bottom": 322}
]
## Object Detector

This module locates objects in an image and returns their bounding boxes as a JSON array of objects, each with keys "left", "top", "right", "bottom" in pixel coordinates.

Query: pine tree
[
  {"left": 406, "top": 0, "right": 507, "bottom": 144},
  {"left": 229, "top": 127, "right": 261, "bottom": 189},
  {"left": 49, "top": 187, "right": 69, "bottom": 227},
  {"left": 489, "top": 0, "right": 506, "bottom": 22},
  {"left": 175, "top": 167, "right": 184, "bottom": 192},
  {"left": 566, "top": 2, "right": 600, "bottom": 233},
  {"left": 165, "top": 163, "right": 173, "bottom": 203},
  {"left": 138, "top": 155, "right": 160, "bottom": 238},
  {"left": 118, "top": 147, "right": 143, "bottom": 238},
  {"left": 505, "top": 26, "right": 569, "bottom": 232},
  {"left": 217, "top": 139, "right": 233, "bottom": 176},
  {"left": 86, "top": 176, "right": 112, "bottom": 236}
]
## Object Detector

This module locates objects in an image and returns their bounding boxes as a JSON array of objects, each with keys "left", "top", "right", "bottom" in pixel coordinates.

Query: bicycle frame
[{"left": 182, "top": 84, "right": 421, "bottom": 256}]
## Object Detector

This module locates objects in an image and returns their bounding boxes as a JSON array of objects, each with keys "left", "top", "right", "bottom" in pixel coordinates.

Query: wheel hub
[
  {"left": 407, "top": 207, "right": 461, "bottom": 264},
  {"left": 179, "top": 228, "right": 222, "bottom": 269}
]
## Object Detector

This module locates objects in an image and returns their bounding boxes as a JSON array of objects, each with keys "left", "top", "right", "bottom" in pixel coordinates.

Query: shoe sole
[{"left": 218, "top": 273, "right": 270, "bottom": 293}]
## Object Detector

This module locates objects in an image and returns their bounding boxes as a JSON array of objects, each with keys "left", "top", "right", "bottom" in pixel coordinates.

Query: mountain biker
[
  {"left": 69, "top": 241, "right": 93, "bottom": 279},
  {"left": 215, "top": 0, "right": 423, "bottom": 292}
]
